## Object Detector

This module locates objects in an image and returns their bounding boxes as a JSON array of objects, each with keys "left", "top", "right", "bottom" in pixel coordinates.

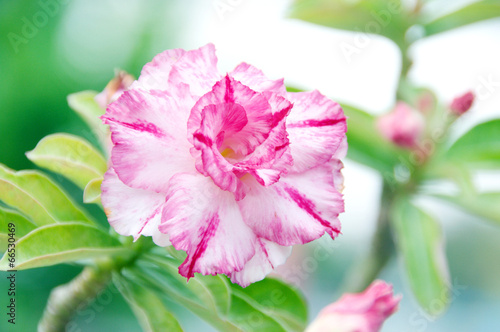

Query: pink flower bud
[
  {"left": 450, "top": 91, "right": 474, "bottom": 115},
  {"left": 377, "top": 102, "right": 424, "bottom": 149},
  {"left": 95, "top": 70, "right": 134, "bottom": 109},
  {"left": 306, "top": 280, "right": 401, "bottom": 332}
]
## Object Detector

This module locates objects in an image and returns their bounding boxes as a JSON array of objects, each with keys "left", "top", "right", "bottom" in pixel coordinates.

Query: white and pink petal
[
  {"left": 238, "top": 163, "right": 343, "bottom": 246},
  {"left": 285, "top": 90, "right": 347, "bottom": 173},
  {"left": 167, "top": 43, "right": 221, "bottom": 97},
  {"left": 101, "top": 168, "right": 169, "bottom": 245},
  {"left": 230, "top": 239, "right": 292, "bottom": 287},
  {"left": 131, "top": 48, "right": 186, "bottom": 91},
  {"left": 159, "top": 173, "right": 257, "bottom": 279},
  {"left": 102, "top": 88, "right": 196, "bottom": 193},
  {"left": 230, "top": 62, "right": 287, "bottom": 95}
]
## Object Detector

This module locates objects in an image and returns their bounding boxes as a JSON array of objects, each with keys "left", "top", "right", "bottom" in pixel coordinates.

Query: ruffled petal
[
  {"left": 286, "top": 90, "right": 347, "bottom": 173},
  {"left": 331, "top": 159, "right": 345, "bottom": 193},
  {"left": 130, "top": 48, "right": 186, "bottom": 91},
  {"left": 235, "top": 93, "right": 292, "bottom": 171},
  {"left": 159, "top": 173, "right": 257, "bottom": 279},
  {"left": 238, "top": 162, "right": 343, "bottom": 246},
  {"left": 168, "top": 43, "right": 222, "bottom": 97},
  {"left": 230, "top": 238, "right": 291, "bottom": 287},
  {"left": 193, "top": 135, "right": 242, "bottom": 197},
  {"left": 189, "top": 75, "right": 274, "bottom": 155},
  {"left": 330, "top": 136, "right": 347, "bottom": 193},
  {"left": 102, "top": 88, "right": 196, "bottom": 192},
  {"left": 101, "top": 168, "right": 169, "bottom": 245},
  {"left": 189, "top": 76, "right": 280, "bottom": 197},
  {"left": 230, "top": 62, "right": 287, "bottom": 95},
  {"left": 333, "top": 136, "right": 348, "bottom": 160}
]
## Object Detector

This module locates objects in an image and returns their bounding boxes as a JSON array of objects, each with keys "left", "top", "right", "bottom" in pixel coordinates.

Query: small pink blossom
[
  {"left": 95, "top": 70, "right": 134, "bottom": 109},
  {"left": 377, "top": 102, "right": 424, "bottom": 149},
  {"left": 306, "top": 280, "right": 401, "bottom": 332},
  {"left": 100, "top": 44, "right": 347, "bottom": 286},
  {"left": 450, "top": 91, "right": 474, "bottom": 115}
]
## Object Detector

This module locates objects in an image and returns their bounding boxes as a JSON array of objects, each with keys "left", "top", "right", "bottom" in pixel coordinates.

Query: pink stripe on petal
[
  {"left": 180, "top": 213, "right": 220, "bottom": 279},
  {"left": 286, "top": 90, "right": 347, "bottom": 174},
  {"left": 287, "top": 118, "right": 345, "bottom": 128},
  {"left": 251, "top": 168, "right": 282, "bottom": 186},
  {"left": 103, "top": 86, "right": 195, "bottom": 138},
  {"left": 160, "top": 173, "right": 257, "bottom": 279},
  {"left": 283, "top": 185, "right": 340, "bottom": 237},
  {"left": 238, "top": 163, "right": 343, "bottom": 246},
  {"left": 102, "top": 89, "right": 196, "bottom": 192},
  {"left": 106, "top": 119, "right": 168, "bottom": 138}
]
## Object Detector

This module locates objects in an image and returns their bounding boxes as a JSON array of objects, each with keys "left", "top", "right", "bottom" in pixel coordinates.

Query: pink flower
[
  {"left": 100, "top": 44, "right": 347, "bottom": 286},
  {"left": 450, "top": 91, "right": 474, "bottom": 115},
  {"left": 377, "top": 102, "right": 424, "bottom": 149},
  {"left": 306, "top": 280, "right": 401, "bottom": 332},
  {"left": 95, "top": 70, "right": 134, "bottom": 109}
]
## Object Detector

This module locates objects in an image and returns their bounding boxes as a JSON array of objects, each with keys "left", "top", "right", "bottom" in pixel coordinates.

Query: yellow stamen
[{"left": 220, "top": 148, "right": 233, "bottom": 158}]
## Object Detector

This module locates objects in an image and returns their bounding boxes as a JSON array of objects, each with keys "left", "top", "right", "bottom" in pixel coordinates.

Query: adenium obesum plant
[
  {"left": 306, "top": 280, "right": 401, "bottom": 332},
  {"left": 101, "top": 44, "right": 347, "bottom": 286}
]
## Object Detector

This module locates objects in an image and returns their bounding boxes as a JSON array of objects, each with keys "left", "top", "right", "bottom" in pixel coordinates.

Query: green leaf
[
  {"left": 289, "top": 0, "right": 410, "bottom": 46},
  {"left": 113, "top": 274, "right": 183, "bottom": 332},
  {"left": 229, "top": 278, "right": 308, "bottom": 332},
  {"left": 0, "top": 207, "right": 37, "bottom": 252},
  {"left": 445, "top": 119, "right": 500, "bottom": 169},
  {"left": 67, "top": 91, "right": 109, "bottom": 150},
  {"left": 432, "top": 192, "right": 500, "bottom": 226},
  {"left": 226, "top": 293, "right": 288, "bottom": 332},
  {"left": 343, "top": 104, "right": 407, "bottom": 175},
  {"left": 125, "top": 256, "right": 240, "bottom": 332},
  {"left": 0, "top": 222, "right": 125, "bottom": 270},
  {"left": 141, "top": 254, "right": 231, "bottom": 315},
  {"left": 84, "top": 177, "right": 103, "bottom": 204},
  {"left": 26, "top": 133, "right": 107, "bottom": 190},
  {"left": 131, "top": 253, "right": 307, "bottom": 331},
  {"left": 391, "top": 198, "right": 450, "bottom": 316},
  {"left": 421, "top": 0, "right": 500, "bottom": 36},
  {"left": 0, "top": 164, "right": 95, "bottom": 226}
]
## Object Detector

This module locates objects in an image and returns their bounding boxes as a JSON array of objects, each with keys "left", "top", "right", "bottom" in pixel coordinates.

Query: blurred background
[{"left": 1, "top": 0, "right": 500, "bottom": 331}]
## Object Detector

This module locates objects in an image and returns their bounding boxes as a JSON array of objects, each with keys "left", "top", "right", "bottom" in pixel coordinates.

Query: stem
[
  {"left": 38, "top": 265, "right": 112, "bottom": 332},
  {"left": 37, "top": 236, "right": 154, "bottom": 331},
  {"left": 343, "top": 182, "right": 396, "bottom": 292},
  {"left": 37, "top": 237, "right": 152, "bottom": 331}
]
